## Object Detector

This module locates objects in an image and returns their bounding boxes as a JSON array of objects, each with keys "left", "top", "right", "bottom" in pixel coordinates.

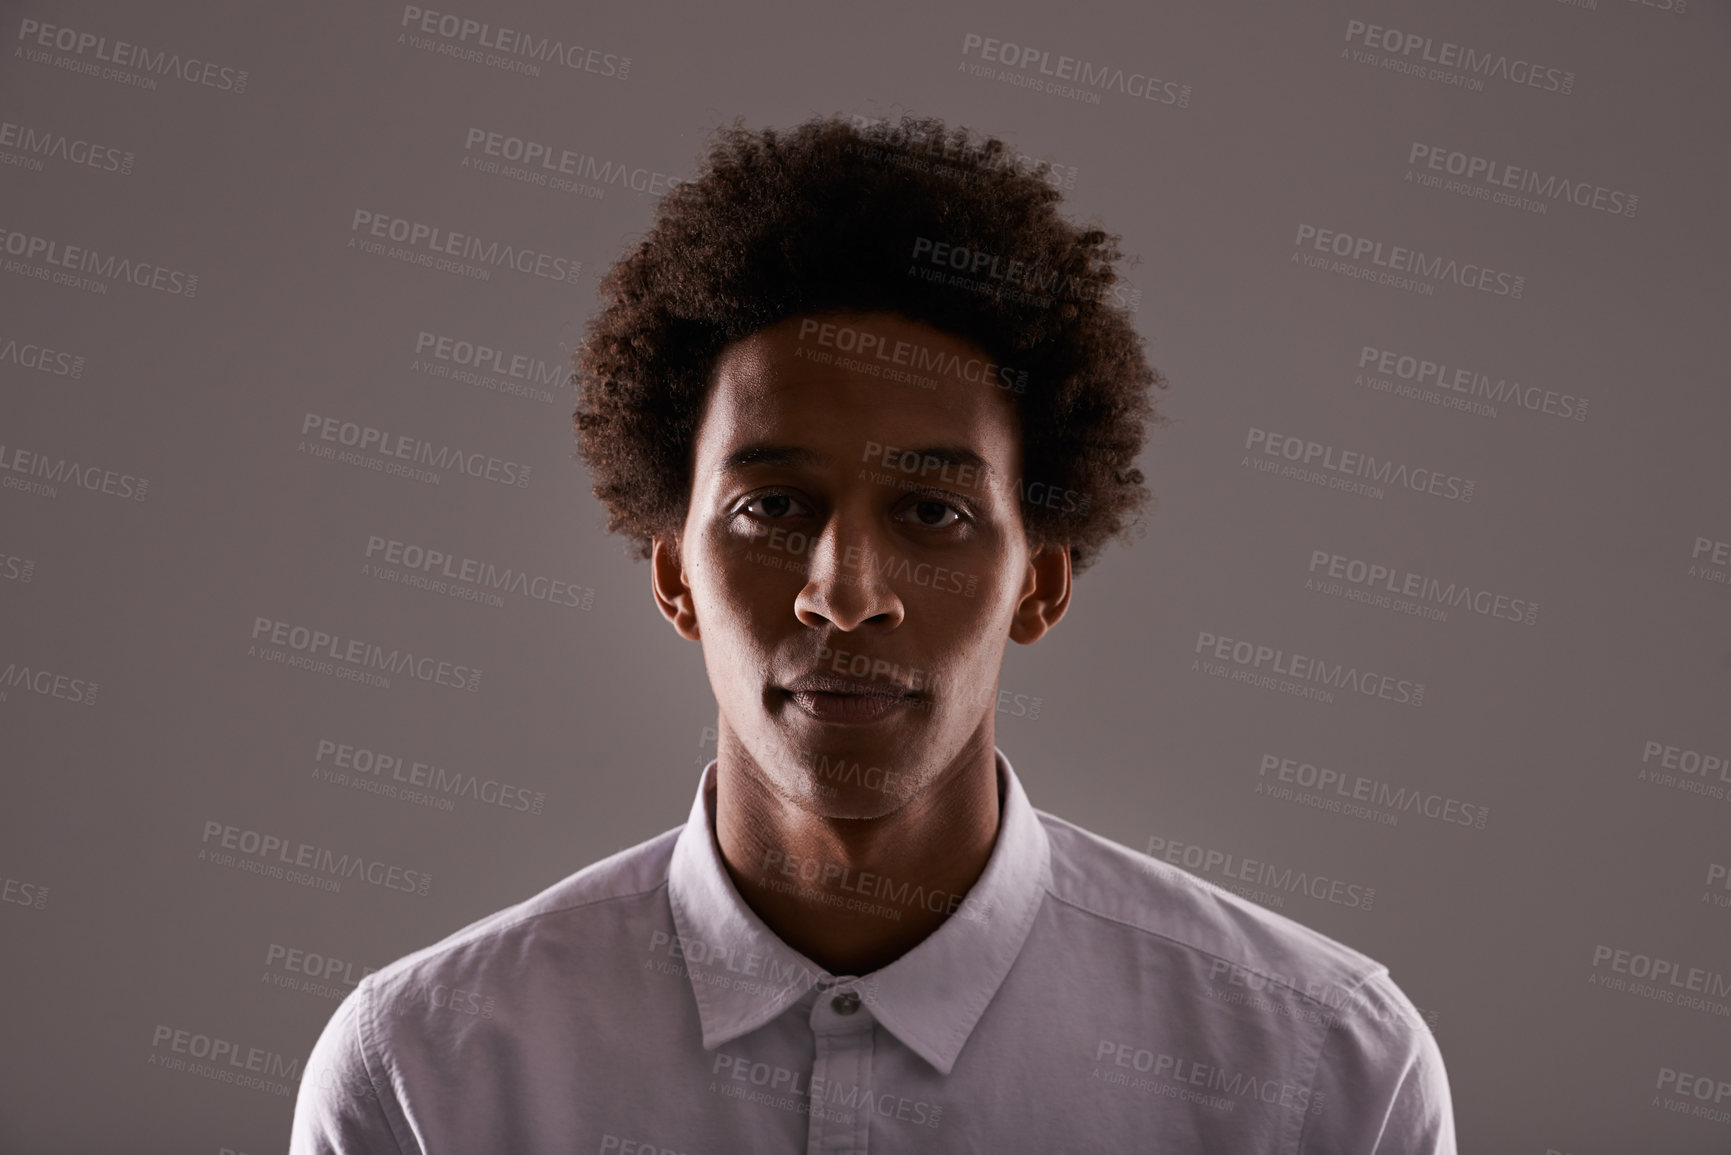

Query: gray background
[{"left": 3, "top": 0, "right": 1727, "bottom": 1151}]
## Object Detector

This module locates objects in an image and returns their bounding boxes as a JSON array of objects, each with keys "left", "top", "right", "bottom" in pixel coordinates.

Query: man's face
[{"left": 662, "top": 310, "right": 1065, "bottom": 819}]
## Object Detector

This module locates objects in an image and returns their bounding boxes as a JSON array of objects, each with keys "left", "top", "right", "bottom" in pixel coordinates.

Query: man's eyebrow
[
  {"left": 716, "top": 444, "right": 824, "bottom": 475},
  {"left": 717, "top": 443, "right": 997, "bottom": 483},
  {"left": 890, "top": 445, "right": 997, "bottom": 484}
]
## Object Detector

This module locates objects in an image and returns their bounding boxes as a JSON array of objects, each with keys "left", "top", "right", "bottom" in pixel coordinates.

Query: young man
[{"left": 292, "top": 115, "right": 1455, "bottom": 1153}]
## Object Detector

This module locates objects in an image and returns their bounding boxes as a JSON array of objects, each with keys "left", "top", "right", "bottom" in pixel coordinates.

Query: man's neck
[{"left": 713, "top": 730, "right": 1003, "bottom": 976}]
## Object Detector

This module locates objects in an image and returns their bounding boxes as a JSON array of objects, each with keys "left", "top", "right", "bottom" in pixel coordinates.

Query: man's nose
[{"left": 792, "top": 510, "right": 905, "bottom": 631}]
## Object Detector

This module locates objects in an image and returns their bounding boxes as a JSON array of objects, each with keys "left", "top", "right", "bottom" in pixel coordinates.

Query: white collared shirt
[{"left": 291, "top": 748, "right": 1455, "bottom": 1153}]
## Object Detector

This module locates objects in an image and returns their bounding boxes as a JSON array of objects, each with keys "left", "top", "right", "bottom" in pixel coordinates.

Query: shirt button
[{"left": 830, "top": 990, "right": 862, "bottom": 1015}]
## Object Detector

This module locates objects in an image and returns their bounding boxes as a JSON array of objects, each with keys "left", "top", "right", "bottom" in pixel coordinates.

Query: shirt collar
[{"left": 666, "top": 746, "right": 1052, "bottom": 1075}]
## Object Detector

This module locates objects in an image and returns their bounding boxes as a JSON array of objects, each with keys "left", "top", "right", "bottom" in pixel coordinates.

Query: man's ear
[
  {"left": 650, "top": 535, "right": 701, "bottom": 641},
  {"left": 1009, "top": 541, "right": 1072, "bottom": 645}
]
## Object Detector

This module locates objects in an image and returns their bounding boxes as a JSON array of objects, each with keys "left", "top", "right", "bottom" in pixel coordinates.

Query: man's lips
[
  {"left": 776, "top": 671, "right": 927, "bottom": 723},
  {"left": 779, "top": 672, "right": 919, "bottom": 698}
]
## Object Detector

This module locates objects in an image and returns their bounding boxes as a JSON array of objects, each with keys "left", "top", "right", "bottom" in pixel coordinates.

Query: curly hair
[{"left": 572, "top": 113, "right": 1165, "bottom": 575}]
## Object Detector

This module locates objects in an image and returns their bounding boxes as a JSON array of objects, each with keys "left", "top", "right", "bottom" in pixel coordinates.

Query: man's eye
[
  {"left": 903, "top": 499, "right": 963, "bottom": 529},
  {"left": 743, "top": 493, "right": 811, "bottom": 519}
]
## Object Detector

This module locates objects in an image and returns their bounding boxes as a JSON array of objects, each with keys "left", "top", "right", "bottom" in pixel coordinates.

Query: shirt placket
[{"left": 805, "top": 981, "right": 875, "bottom": 1155}]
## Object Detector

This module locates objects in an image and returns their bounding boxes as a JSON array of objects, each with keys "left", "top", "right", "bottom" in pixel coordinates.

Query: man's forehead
[
  {"left": 707, "top": 319, "right": 1012, "bottom": 420},
  {"left": 715, "top": 441, "right": 998, "bottom": 484},
  {"left": 695, "top": 312, "right": 1023, "bottom": 479},
  {"left": 701, "top": 372, "right": 1010, "bottom": 476}
]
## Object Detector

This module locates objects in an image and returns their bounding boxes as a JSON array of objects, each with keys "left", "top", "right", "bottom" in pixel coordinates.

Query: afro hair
[{"left": 572, "top": 113, "right": 1165, "bottom": 575}]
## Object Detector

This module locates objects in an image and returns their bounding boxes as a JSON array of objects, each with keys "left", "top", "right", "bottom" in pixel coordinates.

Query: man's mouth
[
  {"left": 777, "top": 672, "right": 924, "bottom": 724},
  {"left": 781, "top": 672, "right": 917, "bottom": 697}
]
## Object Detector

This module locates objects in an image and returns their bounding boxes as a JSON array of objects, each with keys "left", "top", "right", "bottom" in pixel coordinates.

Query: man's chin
[
  {"left": 795, "top": 782, "right": 916, "bottom": 822},
  {"left": 763, "top": 751, "right": 923, "bottom": 819}
]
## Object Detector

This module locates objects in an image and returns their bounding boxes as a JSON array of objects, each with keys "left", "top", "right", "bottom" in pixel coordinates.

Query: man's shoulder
[
  {"left": 1033, "top": 814, "right": 1453, "bottom": 1147},
  {"left": 364, "top": 824, "right": 682, "bottom": 992},
  {"left": 292, "top": 826, "right": 688, "bottom": 1143},
  {"left": 1036, "top": 809, "right": 1393, "bottom": 1011}
]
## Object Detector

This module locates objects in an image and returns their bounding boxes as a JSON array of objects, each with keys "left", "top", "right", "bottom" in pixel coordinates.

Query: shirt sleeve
[
  {"left": 290, "top": 977, "right": 412, "bottom": 1155},
  {"left": 1297, "top": 970, "right": 1457, "bottom": 1155}
]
